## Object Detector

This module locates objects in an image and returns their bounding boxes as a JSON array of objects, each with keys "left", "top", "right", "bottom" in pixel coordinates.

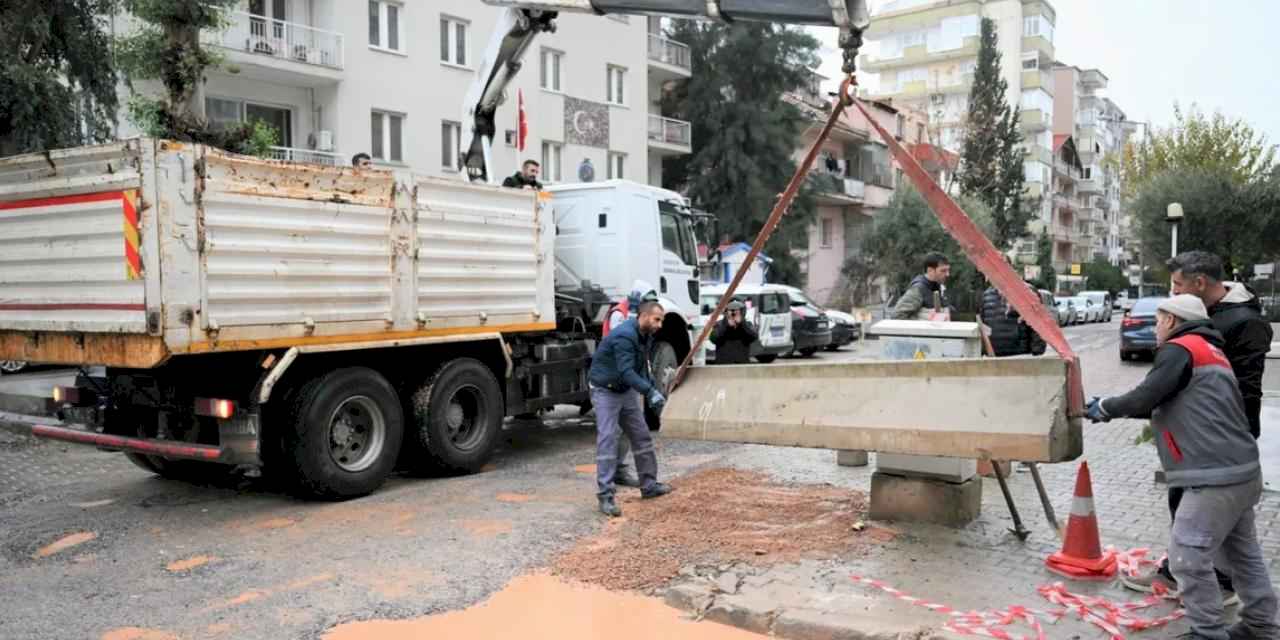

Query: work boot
[
  {"left": 1124, "top": 560, "right": 1241, "bottom": 607},
  {"left": 641, "top": 482, "right": 674, "bottom": 499},
  {"left": 1228, "top": 623, "right": 1272, "bottom": 640},
  {"left": 615, "top": 469, "right": 641, "bottom": 488},
  {"left": 598, "top": 495, "right": 622, "bottom": 518}
]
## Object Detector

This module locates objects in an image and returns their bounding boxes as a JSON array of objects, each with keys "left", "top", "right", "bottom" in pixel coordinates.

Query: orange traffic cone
[{"left": 1045, "top": 461, "right": 1117, "bottom": 581}]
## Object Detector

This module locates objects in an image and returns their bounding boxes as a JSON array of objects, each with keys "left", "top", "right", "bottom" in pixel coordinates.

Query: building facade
[
  {"left": 1049, "top": 133, "right": 1088, "bottom": 291},
  {"left": 1052, "top": 64, "right": 1132, "bottom": 268},
  {"left": 118, "top": 1, "right": 692, "bottom": 186}
]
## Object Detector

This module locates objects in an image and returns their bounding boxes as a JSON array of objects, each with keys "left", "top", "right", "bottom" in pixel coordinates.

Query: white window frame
[
  {"left": 606, "top": 65, "right": 627, "bottom": 106},
  {"left": 607, "top": 152, "right": 625, "bottom": 180},
  {"left": 1021, "top": 51, "right": 1039, "bottom": 70},
  {"left": 819, "top": 217, "right": 834, "bottom": 249},
  {"left": 541, "top": 141, "right": 563, "bottom": 182},
  {"left": 540, "top": 48, "right": 563, "bottom": 93},
  {"left": 371, "top": 110, "right": 405, "bottom": 164},
  {"left": 440, "top": 15, "right": 470, "bottom": 68},
  {"left": 441, "top": 120, "right": 462, "bottom": 172},
  {"left": 368, "top": 1, "right": 405, "bottom": 54}
]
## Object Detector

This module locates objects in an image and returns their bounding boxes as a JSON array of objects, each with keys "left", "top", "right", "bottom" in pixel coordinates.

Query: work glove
[
  {"left": 1085, "top": 396, "right": 1111, "bottom": 423},
  {"left": 647, "top": 389, "right": 666, "bottom": 412}
]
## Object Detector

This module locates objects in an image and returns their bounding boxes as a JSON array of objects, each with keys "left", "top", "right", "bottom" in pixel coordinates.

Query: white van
[{"left": 700, "top": 283, "right": 794, "bottom": 363}]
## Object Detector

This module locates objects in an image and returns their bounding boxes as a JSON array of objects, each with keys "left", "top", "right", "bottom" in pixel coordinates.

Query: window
[
  {"left": 606, "top": 66, "right": 626, "bottom": 105},
  {"left": 607, "top": 153, "right": 625, "bottom": 180},
  {"left": 1023, "top": 15, "right": 1054, "bottom": 43},
  {"left": 819, "top": 217, "right": 833, "bottom": 248},
  {"left": 540, "top": 49, "right": 563, "bottom": 92},
  {"left": 541, "top": 141, "right": 562, "bottom": 182},
  {"left": 440, "top": 16, "right": 468, "bottom": 66},
  {"left": 441, "top": 121, "right": 461, "bottom": 171},
  {"left": 371, "top": 111, "right": 404, "bottom": 163},
  {"left": 368, "top": 1, "right": 404, "bottom": 52},
  {"left": 1021, "top": 52, "right": 1039, "bottom": 70},
  {"left": 206, "top": 98, "right": 291, "bottom": 147},
  {"left": 659, "top": 211, "right": 698, "bottom": 267}
]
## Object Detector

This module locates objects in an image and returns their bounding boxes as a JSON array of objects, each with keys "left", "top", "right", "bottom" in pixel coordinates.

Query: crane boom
[{"left": 462, "top": 0, "right": 869, "bottom": 183}]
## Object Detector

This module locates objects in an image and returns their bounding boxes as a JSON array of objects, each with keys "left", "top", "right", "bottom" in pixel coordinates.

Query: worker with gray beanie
[{"left": 1086, "top": 294, "right": 1276, "bottom": 640}]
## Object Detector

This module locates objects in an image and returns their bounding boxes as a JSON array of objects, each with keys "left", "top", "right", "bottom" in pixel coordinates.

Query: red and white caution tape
[{"left": 850, "top": 550, "right": 1185, "bottom": 640}]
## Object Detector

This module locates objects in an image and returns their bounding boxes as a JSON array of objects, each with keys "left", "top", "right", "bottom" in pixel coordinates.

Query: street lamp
[{"left": 1167, "top": 202, "right": 1184, "bottom": 257}]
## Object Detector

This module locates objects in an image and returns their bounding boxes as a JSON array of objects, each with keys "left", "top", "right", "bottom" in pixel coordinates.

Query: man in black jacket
[
  {"left": 1168, "top": 251, "right": 1273, "bottom": 438},
  {"left": 502, "top": 160, "right": 543, "bottom": 190},
  {"left": 710, "top": 300, "right": 758, "bottom": 365}
]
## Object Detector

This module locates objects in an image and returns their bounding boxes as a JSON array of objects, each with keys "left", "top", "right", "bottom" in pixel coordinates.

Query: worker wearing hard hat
[
  {"left": 709, "top": 300, "right": 759, "bottom": 365},
  {"left": 1087, "top": 295, "right": 1275, "bottom": 640}
]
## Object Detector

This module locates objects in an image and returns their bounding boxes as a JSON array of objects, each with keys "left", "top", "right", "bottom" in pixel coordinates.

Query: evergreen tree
[
  {"left": 660, "top": 20, "right": 820, "bottom": 285},
  {"left": 1035, "top": 230, "right": 1056, "bottom": 293},
  {"left": 956, "top": 18, "right": 1031, "bottom": 252},
  {"left": 0, "top": 0, "right": 119, "bottom": 155}
]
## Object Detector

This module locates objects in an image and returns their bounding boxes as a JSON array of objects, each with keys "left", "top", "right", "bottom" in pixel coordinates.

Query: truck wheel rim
[
  {"left": 0, "top": 360, "right": 25, "bottom": 372},
  {"left": 327, "top": 395, "right": 386, "bottom": 473},
  {"left": 652, "top": 344, "right": 678, "bottom": 394},
  {"left": 445, "top": 385, "right": 484, "bottom": 450}
]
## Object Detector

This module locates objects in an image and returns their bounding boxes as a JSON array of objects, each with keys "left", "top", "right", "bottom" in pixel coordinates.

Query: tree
[
  {"left": 1115, "top": 104, "right": 1277, "bottom": 200},
  {"left": 116, "top": 0, "right": 276, "bottom": 155},
  {"left": 1128, "top": 167, "right": 1279, "bottom": 279},
  {"left": 0, "top": 0, "right": 119, "bottom": 155},
  {"left": 862, "top": 185, "right": 995, "bottom": 313},
  {"left": 1084, "top": 258, "right": 1128, "bottom": 294},
  {"left": 660, "top": 20, "right": 820, "bottom": 285},
  {"left": 1034, "top": 230, "right": 1057, "bottom": 293},
  {"left": 955, "top": 18, "right": 1030, "bottom": 252}
]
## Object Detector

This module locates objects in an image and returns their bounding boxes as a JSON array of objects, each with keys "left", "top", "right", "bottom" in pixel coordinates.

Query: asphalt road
[{"left": 0, "top": 317, "right": 1126, "bottom": 640}]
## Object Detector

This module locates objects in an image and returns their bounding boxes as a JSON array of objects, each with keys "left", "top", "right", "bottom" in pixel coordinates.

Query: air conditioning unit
[
  {"left": 316, "top": 130, "right": 334, "bottom": 152},
  {"left": 930, "top": 94, "right": 945, "bottom": 106}
]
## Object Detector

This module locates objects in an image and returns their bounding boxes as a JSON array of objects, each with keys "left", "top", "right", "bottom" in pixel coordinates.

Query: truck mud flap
[{"left": 661, "top": 357, "right": 1081, "bottom": 463}]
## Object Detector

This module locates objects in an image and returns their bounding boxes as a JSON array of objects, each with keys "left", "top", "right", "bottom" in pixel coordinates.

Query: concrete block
[
  {"left": 702, "top": 592, "right": 778, "bottom": 636},
  {"left": 976, "top": 460, "right": 1011, "bottom": 478},
  {"left": 836, "top": 450, "right": 869, "bottom": 467},
  {"left": 869, "top": 472, "right": 981, "bottom": 526},
  {"left": 663, "top": 581, "right": 714, "bottom": 614},
  {"left": 877, "top": 453, "right": 976, "bottom": 483},
  {"left": 773, "top": 606, "right": 930, "bottom": 640}
]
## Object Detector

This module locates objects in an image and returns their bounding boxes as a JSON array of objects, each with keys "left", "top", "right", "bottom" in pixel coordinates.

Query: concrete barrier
[
  {"left": 662, "top": 357, "right": 1081, "bottom": 463},
  {"left": 1264, "top": 342, "right": 1279, "bottom": 397}
]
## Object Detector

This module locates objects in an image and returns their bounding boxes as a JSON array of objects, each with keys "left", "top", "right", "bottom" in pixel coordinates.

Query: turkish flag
[{"left": 517, "top": 89, "right": 528, "bottom": 152}]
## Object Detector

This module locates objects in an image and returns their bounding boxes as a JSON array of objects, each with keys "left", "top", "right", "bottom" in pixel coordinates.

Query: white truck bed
[{"left": 0, "top": 139, "right": 554, "bottom": 368}]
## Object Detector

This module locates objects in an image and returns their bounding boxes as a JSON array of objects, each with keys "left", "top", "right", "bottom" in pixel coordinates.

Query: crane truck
[{"left": 0, "top": 1, "right": 871, "bottom": 498}]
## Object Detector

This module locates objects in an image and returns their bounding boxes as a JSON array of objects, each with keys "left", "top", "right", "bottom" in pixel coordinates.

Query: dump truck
[{"left": 0, "top": 140, "right": 705, "bottom": 498}]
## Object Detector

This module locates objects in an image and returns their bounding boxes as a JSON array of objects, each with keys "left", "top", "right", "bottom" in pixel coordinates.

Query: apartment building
[
  {"left": 119, "top": 1, "right": 692, "bottom": 186},
  {"left": 790, "top": 80, "right": 928, "bottom": 306},
  {"left": 860, "top": 0, "right": 1058, "bottom": 263},
  {"left": 1053, "top": 64, "right": 1132, "bottom": 268},
  {"left": 1049, "top": 133, "right": 1092, "bottom": 292}
]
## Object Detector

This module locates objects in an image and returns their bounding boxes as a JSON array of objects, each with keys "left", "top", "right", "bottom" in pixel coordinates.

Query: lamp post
[{"left": 1167, "top": 202, "right": 1184, "bottom": 258}]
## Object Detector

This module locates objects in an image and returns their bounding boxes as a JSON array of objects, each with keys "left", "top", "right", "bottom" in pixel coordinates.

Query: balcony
[
  {"left": 812, "top": 172, "right": 865, "bottom": 206},
  {"left": 1021, "top": 108, "right": 1049, "bottom": 132},
  {"left": 1081, "top": 69, "right": 1109, "bottom": 91},
  {"left": 1021, "top": 69, "right": 1051, "bottom": 92},
  {"left": 648, "top": 114, "right": 692, "bottom": 155},
  {"left": 268, "top": 146, "right": 342, "bottom": 166},
  {"left": 204, "top": 10, "right": 344, "bottom": 86},
  {"left": 860, "top": 37, "right": 980, "bottom": 73},
  {"left": 1021, "top": 35, "right": 1054, "bottom": 58},
  {"left": 1078, "top": 177, "right": 1102, "bottom": 194},
  {"left": 648, "top": 33, "right": 692, "bottom": 81}
]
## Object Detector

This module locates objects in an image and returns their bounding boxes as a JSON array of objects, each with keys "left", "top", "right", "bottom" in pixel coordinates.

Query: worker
[
  {"left": 892, "top": 252, "right": 951, "bottom": 320},
  {"left": 1121, "top": 251, "right": 1277, "bottom": 605},
  {"left": 1087, "top": 295, "right": 1276, "bottom": 640},
  {"left": 588, "top": 300, "right": 674, "bottom": 517},
  {"left": 602, "top": 280, "right": 659, "bottom": 487},
  {"left": 709, "top": 299, "right": 758, "bottom": 365},
  {"left": 502, "top": 160, "right": 543, "bottom": 190},
  {"left": 351, "top": 153, "right": 371, "bottom": 169},
  {"left": 978, "top": 280, "right": 1046, "bottom": 356}
]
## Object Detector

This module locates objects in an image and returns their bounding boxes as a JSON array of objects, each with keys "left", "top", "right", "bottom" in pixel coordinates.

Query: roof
[
  {"left": 719, "top": 242, "right": 772, "bottom": 263},
  {"left": 1052, "top": 134, "right": 1070, "bottom": 151}
]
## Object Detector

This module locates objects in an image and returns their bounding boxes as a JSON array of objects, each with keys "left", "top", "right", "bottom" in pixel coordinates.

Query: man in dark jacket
[
  {"left": 502, "top": 160, "right": 543, "bottom": 190},
  {"left": 1168, "top": 251, "right": 1273, "bottom": 438},
  {"left": 892, "top": 253, "right": 951, "bottom": 320},
  {"left": 587, "top": 301, "right": 674, "bottom": 517},
  {"left": 979, "top": 281, "right": 1046, "bottom": 356},
  {"left": 1089, "top": 295, "right": 1276, "bottom": 640},
  {"left": 710, "top": 300, "right": 758, "bottom": 365}
]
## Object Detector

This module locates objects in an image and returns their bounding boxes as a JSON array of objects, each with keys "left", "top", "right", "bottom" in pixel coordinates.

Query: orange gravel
[{"left": 553, "top": 468, "right": 883, "bottom": 591}]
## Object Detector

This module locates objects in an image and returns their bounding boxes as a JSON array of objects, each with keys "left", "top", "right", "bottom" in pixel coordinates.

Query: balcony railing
[
  {"left": 648, "top": 34, "right": 691, "bottom": 71},
  {"left": 207, "top": 10, "right": 344, "bottom": 70},
  {"left": 648, "top": 114, "right": 692, "bottom": 147},
  {"left": 268, "top": 146, "right": 342, "bottom": 166}
]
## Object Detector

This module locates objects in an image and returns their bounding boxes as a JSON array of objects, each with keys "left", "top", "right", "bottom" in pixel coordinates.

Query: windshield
[
  {"left": 659, "top": 208, "right": 699, "bottom": 268},
  {"left": 787, "top": 289, "right": 814, "bottom": 307},
  {"left": 1083, "top": 293, "right": 1106, "bottom": 304},
  {"left": 761, "top": 293, "right": 787, "bottom": 314}
]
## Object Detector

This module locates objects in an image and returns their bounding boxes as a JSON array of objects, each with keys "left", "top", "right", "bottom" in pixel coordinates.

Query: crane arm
[{"left": 462, "top": 0, "right": 869, "bottom": 183}]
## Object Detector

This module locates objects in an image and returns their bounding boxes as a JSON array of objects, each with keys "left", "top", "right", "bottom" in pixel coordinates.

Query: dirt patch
[
  {"left": 33, "top": 531, "right": 97, "bottom": 559},
  {"left": 495, "top": 492, "right": 535, "bottom": 503},
  {"left": 573, "top": 464, "right": 596, "bottom": 475},
  {"left": 459, "top": 519, "right": 514, "bottom": 537},
  {"left": 100, "top": 629, "right": 179, "bottom": 640},
  {"left": 166, "top": 555, "right": 217, "bottom": 573},
  {"left": 553, "top": 468, "right": 880, "bottom": 591}
]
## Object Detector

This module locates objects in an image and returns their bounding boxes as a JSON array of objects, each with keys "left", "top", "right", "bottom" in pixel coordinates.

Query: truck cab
[{"left": 549, "top": 180, "right": 705, "bottom": 388}]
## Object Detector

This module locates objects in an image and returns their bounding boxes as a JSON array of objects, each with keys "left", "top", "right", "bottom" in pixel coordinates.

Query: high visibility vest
[{"left": 602, "top": 298, "right": 630, "bottom": 337}]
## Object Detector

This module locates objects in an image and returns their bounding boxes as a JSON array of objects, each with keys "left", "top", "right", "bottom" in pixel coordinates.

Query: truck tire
[
  {"left": 405, "top": 358, "right": 503, "bottom": 474},
  {"left": 645, "top": 341, "right": 679, "bottom": 431},
  {"left": 282, "top": 367, "right": 404, "bottom": 499},
  {"left": 799, "top": 347, "right": 819, "bottom": 357},
  {"left": 123, "top": 453, "right": 230, "bottom": 482}
]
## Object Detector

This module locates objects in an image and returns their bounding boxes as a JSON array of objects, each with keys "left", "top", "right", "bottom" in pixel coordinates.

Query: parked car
[
  {"left": 0, "top": 360, "right": 27, "bottom": 374},
  {"left": 780, "top": 287, "right": 832, "bottom": 357},
  {"left": 824, "top": 310, "right": 862, "bottom": 351},
  {"left": 1114, "top": 290, "right": 1130, "bottom": 311},
  {"left": 1054, "top": 297, "right": 1078, "bottom": 325},
  {"left": 1120, "top": 297, "right": 1165, "bottom": 361},
  {"left": 1070, "top": 296, "right": 1103, "bottom": 323},
  {"left": 700, "top": 284, "right": 794, "bottom": 364},
  {"left": 1079, "top": 291, "right": 1113, "bottom": 322}
]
